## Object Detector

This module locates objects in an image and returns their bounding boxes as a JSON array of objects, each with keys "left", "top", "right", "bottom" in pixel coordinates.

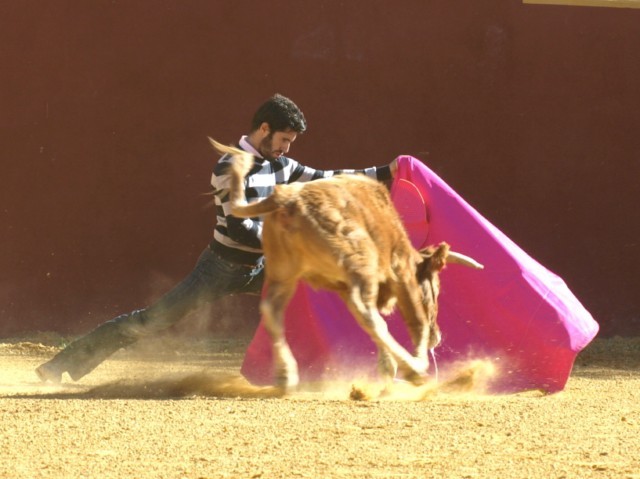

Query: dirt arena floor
[{"left": 1, "top": 334, "right": 638, "bottom": 479}]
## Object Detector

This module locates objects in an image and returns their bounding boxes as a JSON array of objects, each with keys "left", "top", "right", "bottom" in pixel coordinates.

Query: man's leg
[
  {"left": 35, "top": 314, "right": 139, "bottom": 382},
  {"left": 36, "top": 247, "right": 265, "bottom": 383}
]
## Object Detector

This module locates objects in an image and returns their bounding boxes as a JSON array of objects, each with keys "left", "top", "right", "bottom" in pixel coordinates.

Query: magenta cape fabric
[{"left": 240, "top": 156, "right": 599, "bottom": 393}]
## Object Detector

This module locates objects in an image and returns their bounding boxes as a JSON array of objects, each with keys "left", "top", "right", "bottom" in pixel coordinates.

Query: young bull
[{"left": 210, "top": 139, "right": 483, "bottom": 391}]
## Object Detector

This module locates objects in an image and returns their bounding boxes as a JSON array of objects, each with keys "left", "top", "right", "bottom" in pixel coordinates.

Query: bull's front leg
[
  {"left": 377, "top": 349, "right": 398, "bottom": 389},
  {"left": 260, "top": 280, "right": 299, "bottom": 392},
  {"left": 395, "top": 282, "right": 430, "bottom": 365},
  {"left": 346, "top": 286, "right": 427, "bottom": 385}
]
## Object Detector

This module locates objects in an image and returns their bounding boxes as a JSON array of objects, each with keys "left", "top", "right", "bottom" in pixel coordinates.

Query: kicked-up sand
[{"left": 1, "top": 334, "right": 639, "bottom": 479}]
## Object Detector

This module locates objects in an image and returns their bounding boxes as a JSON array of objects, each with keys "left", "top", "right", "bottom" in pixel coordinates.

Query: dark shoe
[
  {"left": 35, "top": 318, "right": 140, "bottom": 383},
  {"left": 35, "top": 361, "right": 64, "bottom": 384}
]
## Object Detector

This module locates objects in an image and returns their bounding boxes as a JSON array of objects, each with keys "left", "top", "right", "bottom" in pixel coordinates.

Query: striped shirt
[{"left": 210, "top": 136, "right": 392, "bottom": 264}]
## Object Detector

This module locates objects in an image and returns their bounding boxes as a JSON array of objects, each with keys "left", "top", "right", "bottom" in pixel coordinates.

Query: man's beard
[{"left": 259, "top": 134, "right": 279, "bottom": 160}]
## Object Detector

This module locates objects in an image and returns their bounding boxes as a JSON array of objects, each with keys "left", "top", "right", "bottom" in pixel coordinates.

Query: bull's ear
[
  {"left": 417, "top": 242, "right": 450, "bottom": 279},
  {"left": 432, "top": 242, "right": 450, "bottom": 270}
]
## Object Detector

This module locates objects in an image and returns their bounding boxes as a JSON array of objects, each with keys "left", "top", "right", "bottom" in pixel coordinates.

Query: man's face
[{"left": 258, "top": 128, "right": 297, "bottom": 160}]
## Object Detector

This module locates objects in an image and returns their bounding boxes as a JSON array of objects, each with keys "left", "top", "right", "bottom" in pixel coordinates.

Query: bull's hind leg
[
  {"left": 261, "top": 280, "right": 299, "bottom": 392},
  {"left": 345, "top": 282, "right": 427, "bottom": 385}
]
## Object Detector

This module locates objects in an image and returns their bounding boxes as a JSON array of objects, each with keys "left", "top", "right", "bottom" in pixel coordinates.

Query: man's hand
[{"left": 389, "top": 158, "right": 398, "bottom": 177}]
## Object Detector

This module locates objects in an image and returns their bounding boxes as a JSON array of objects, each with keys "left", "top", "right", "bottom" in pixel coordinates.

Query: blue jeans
[{"left": 45, "top": 246, "right": 265, "bottom": 380}]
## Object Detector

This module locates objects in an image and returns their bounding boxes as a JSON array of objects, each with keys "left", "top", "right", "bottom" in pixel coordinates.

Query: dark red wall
[{"left": 1, "top": 1, "right": 639, "bottom": 337}]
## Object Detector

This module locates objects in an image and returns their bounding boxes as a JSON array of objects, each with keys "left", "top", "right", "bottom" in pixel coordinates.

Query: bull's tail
[{"left": 208, "top": 138, "right": 281, "bottom": 218}]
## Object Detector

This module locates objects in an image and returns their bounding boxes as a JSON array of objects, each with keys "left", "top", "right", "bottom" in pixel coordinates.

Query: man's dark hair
[{"left": 250, "top": 94, "right": 307, "bottom": 134}]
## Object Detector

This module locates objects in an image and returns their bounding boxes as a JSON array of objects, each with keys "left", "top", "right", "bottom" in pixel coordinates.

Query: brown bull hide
[{"left": 211, "top": 139, "right": 482, "bottom": 391}]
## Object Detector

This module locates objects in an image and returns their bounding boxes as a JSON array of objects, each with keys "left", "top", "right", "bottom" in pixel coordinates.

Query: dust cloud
[
  {"left": 350, "top": 359, "right": 497, "bottom": 401},
  {"left": 1, "top": 336, "right": 498, "bottom": 402},
  {"left": 85, "top": 372, "right": 284, "bottom": 399},
  {"left": 81, "top": 360, "right": 496, "bottom": 402}
]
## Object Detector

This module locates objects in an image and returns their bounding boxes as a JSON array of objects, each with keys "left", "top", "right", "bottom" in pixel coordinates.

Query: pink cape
[{"left": 240, "top": 156, "right": 599, "bottom": 393}]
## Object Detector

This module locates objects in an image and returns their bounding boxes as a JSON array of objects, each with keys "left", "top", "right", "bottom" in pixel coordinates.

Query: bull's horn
[{"left": 447, "top": 251, "right": 484, "bottom": 269}]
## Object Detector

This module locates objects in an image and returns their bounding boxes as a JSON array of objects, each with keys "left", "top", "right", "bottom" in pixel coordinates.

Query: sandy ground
[{"left": 1, "top": 334, "right": 639, "bottom": 479}]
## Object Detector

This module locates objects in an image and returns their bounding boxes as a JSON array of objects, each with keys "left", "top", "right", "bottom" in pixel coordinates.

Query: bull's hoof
[
  {"left": 274, "top": 373, "right": 299, "bottom": 394},
  {"left": 402, "top": 370, "right": 427, "bottom": 386},
  {"left": 396, "top": 356, "right": 427, "bottom": 385}
]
